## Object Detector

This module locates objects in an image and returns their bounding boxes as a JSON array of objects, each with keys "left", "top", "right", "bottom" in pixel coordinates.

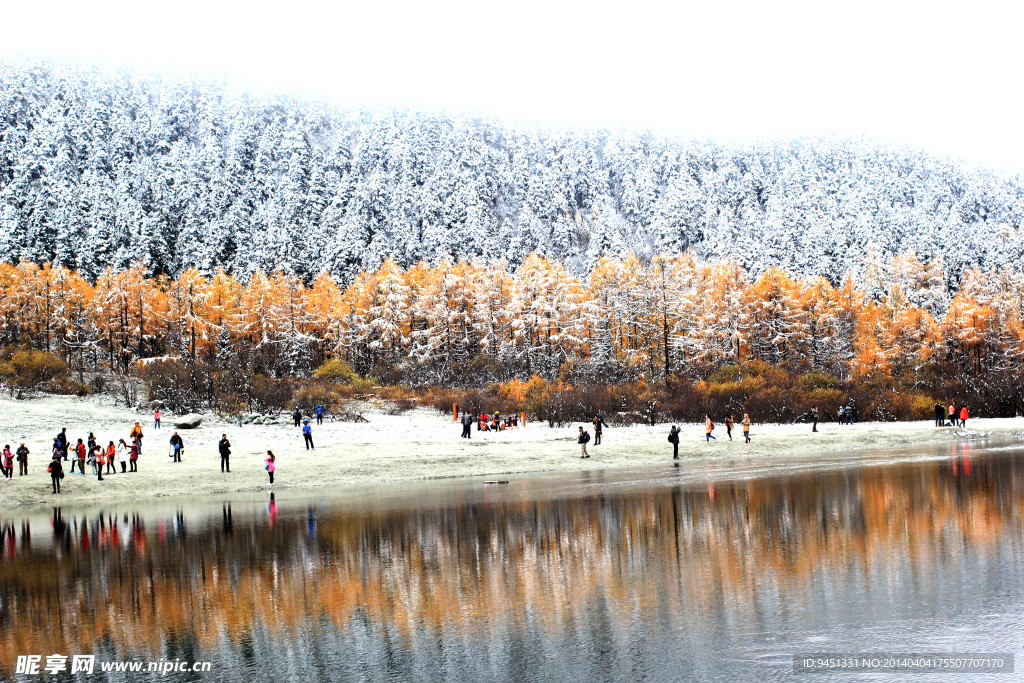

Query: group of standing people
[
  {"left": 292, "top": 405, "right": 326, "bottom": 427},
  {"left": 42, "top": 425, "right": 139, "bottom": 493},
  {"left": 12, "top": 404, "right": 312, "bottom": 495},
  {"left": 458, "top": 411, "right": 524, "bottom": 437},
  {"left": 1, "top": 443, "right": 29, "bottom": 479},
  {"left": 27, "top": 412, "right": 190, "bottom": 493},
  {"left": 935, "top": 402, "right": 970, "bottom": 427}
]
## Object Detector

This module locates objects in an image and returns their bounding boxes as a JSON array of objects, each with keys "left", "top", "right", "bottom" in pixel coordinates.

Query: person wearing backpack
[
  {"left": 578, "top": 426, "right": 590, "bottom": 458},
  {"left": 315, "top": 404, "right": 325, "bottom": 425},
  {"left": 668, "top": 425, "right": 681, "bottom": 459},
  {"left": 704, "top": 415, "right": 716, "bottom": 442},
  {"left": 131, "top": 422, "right": 144, "bottom": 454}
]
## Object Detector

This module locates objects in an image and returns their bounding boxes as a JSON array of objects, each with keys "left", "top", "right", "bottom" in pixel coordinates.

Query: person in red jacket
[
  {"left": 959, "top": 405, "right": 969, "bottom": 427},
  {"left": 70, "top": 439, "right": 87, "bottom": 474}
]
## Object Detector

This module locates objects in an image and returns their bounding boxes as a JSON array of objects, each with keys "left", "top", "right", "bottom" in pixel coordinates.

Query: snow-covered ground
[{"left": 1, "top": 393, "right": 1022, "bottom": 507}]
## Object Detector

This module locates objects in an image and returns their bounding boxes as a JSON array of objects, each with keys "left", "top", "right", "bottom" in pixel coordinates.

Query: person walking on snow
[
  {"left": 742, "top": 414, "right": 751, "bottom": 443},
  {"left": 844, "top": 404, "right": 853, "bottom": 425},
  {"left": 592, "top": 415, "right": 603, "bottom": 445},
  {"left": 959, "top": 405, "right": 969, "bottom": 428},
  {"left": 170, "top": 432, "right": 184, "bottom": 462},
  {"left": 725, "top": 414, "right": 734, "bottom": 441},
  {"left": 668, "top": 425, "right": 681, "bottom": 460},
  {"left": 578, "top": 426, "right": 590, "bottom": 458},
  {"left": 219, "top": 435, "right": 232, "bottom": 472},
  {"left": 460, "top": 411, "right": 473, "bottom": 438},
  {"left": 265, "top": 451, "right": 276, "bottom": 485},
  {"left": 302, "top": 420, "right": 315, "bottom": 450},
  {"left": 948, "top": 403, "right": 956, "bottom": 427},
  {"left": 16, "top": 443, "right": 29, "bottom": 476},
  {"left": 811, "top": 405, "right": 819, "bottom": 432},
  {"left": 705, "top": 415, "right": 716, "bottom": 442}
]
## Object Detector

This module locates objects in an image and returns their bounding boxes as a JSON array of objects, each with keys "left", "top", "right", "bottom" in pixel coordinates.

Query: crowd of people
[
  {"left": 458, "top": 410, "right": 524, "bottom": 438},
  {"left": 22, "top": 415, "right": 193, "bottom": 493},
  {"left": 2, "top": 397, "right": 985, "bottom": 495},
  {"left": 5, "top": 407, "right": 298, "bottom": 494}
]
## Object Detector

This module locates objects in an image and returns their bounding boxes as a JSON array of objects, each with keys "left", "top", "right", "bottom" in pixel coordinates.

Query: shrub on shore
[{"left": 0, "top": 348, "right": 84, "bottom": 397}]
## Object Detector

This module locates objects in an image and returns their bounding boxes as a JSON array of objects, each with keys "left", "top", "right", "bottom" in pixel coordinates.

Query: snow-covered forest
[
  {"left": 2, "top": 60, "right": 1023, "bottom": 288},
  {"left": 2, "top": 251, "right": 1020, "bottom": 388}
]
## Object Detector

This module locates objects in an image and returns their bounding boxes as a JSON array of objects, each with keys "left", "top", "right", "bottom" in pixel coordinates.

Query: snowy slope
[{"left": 1, "top": 60, "right": 1022, "bottom": 289}]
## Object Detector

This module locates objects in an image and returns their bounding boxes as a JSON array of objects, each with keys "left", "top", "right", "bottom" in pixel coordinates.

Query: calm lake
[{"left": 2, "top": 442, "right": 1023, "bottom": 682}]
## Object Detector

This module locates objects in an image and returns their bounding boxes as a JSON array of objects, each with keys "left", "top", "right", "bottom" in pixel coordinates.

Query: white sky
[{"left": 4, "top": 0, "right": 1022, "bottom": 171}]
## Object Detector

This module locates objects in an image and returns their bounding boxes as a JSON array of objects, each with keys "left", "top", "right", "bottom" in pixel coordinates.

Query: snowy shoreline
[{"left": 1, "top": 394, "right": 1021, "bottom": 507}]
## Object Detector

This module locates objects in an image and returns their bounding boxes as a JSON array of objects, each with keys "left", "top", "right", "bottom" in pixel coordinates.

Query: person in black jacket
[
  {"left": 170, "top": 432, "right": 184, "bottom": 462},
  {"left": 57, "top": 428, "right": 69, "bottom": 460},
  {"left": 292, "top": 408, "right": 302, "bottom": 427},
  {"left": 668, "top": 425, "right": 681, "bottom": 460},
  {"left": 219, "top": 435, "right": 231, "bottom": 472},
  {"left": 934, "top": 403, "right": 945, "bottom": 426},
  {"left": 16, "top": 443, "right": 29, "bottom": 476},
  {"left": 48, "top": 456, "right": 64, "bottom": 493}
]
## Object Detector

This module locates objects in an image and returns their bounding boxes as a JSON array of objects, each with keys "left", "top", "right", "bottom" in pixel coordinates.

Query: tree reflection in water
[{"left": 2, "top": 446, "right": 1023, "bottom": 681}]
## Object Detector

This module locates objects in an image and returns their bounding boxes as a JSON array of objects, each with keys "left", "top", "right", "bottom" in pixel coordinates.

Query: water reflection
[{"left": 2, "top": 444, "right": 1023, "bottom": 681}]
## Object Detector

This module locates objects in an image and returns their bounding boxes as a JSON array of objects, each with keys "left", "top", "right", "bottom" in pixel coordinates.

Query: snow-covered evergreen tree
[{"left": 2, "top": 60, "right": 1024, "bottom": 292}]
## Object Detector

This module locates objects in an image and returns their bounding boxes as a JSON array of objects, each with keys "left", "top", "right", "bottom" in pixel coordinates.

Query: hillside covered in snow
[{"left": 2, "top": 60, "right": 1022, "bottom": 288}]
